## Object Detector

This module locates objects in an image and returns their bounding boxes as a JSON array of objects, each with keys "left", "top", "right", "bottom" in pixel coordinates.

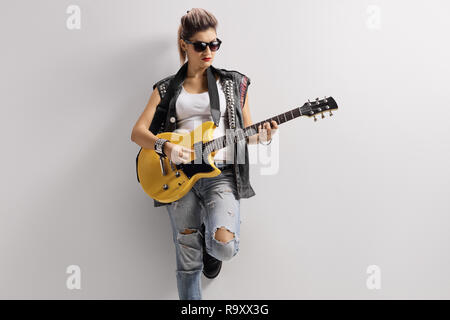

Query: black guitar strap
[{"left": 206, "top": 66, "right": 221, "bottom": 127}]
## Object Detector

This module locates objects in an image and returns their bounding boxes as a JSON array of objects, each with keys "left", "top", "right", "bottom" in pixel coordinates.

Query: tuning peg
[
  {"left": 321, "top": 112, "right": 325, "bottom": 119},
  {"left": 315, "top": 97, "right": 320, "bottom": 104},
  {"left": 313, "top": 115, "right": 317, "bottom": 121},
  {"left": 307, "top": 99, "right": 312, "bottom": 106},
  {"left": 324, "top": 96, "right": 328, "bottom": 103},
  {"left": 329, "top": 110, "right": 333, "bottom": 116}
]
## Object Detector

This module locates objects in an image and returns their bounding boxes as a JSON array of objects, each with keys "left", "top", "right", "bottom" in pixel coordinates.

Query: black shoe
[{"left": 201, "top": 224, "right": 222, "bottom": 279}]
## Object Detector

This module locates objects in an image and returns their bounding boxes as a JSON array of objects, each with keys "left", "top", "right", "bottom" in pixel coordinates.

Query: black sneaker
[{"left": 201, "top": 224, "right": 222, "bottom": 279}]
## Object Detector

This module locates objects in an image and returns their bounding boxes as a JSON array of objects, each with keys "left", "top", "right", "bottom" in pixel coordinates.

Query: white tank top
[{"left": 174, "top": 78, "right": 232, "bottom": 161}]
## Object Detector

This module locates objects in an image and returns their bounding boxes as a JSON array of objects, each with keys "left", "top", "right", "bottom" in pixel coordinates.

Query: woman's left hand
[{"left": 258, "top": 120, "right": 278, "bottom": 143}]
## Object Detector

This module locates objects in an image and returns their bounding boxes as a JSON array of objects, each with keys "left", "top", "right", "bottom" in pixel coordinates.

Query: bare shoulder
[{"left": 132, "top": 86, "right": 161, "bottom": 132}]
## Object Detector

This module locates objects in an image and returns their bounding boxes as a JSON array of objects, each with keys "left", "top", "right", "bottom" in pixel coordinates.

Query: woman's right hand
[{"left": 164, "top": 142, "right": 194, "bottom": 165}]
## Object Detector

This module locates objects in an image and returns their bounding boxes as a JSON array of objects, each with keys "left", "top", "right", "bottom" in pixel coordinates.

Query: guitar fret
[{"left": 202, "top": 97, "right": 335, "bottom": 153}]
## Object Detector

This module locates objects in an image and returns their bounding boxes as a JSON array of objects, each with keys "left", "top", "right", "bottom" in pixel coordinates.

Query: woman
[{"left": 131, "top": 8, "right": 278, "bottom": 300}]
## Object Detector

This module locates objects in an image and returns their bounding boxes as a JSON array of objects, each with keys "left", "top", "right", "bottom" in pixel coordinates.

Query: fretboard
[{"left": 203, "top": 104, "right": 308, "bottom": 153}]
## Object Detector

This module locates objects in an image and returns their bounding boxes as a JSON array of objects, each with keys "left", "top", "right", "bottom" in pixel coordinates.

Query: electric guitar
[{"left": 136, "top": 96, "right": 338, "bottom": 203}]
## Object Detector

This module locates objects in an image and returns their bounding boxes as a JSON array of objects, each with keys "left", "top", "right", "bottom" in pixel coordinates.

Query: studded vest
[{"left": 135, "top": 64, "right": 256, "bottom": 207}]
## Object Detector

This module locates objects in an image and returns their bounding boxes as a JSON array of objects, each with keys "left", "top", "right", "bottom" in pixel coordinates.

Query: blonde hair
[{"left": 177, "top": 8, "right": 218, "bottom": 66}]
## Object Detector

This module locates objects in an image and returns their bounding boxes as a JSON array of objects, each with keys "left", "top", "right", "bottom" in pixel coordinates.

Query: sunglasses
[{"left": 183, "top": 38, "right": 222, "bottom": 52}]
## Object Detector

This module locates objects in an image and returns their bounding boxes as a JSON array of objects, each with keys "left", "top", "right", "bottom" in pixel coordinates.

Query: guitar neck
[
  {"left": 202, "top": 112, "right": 289, "bottom": 154},
  {"left": 244, "top": 106, "right": 304, "bottom": 137},
  {"left": 203, "top": 96, "right": 337, "bottom": 153}
]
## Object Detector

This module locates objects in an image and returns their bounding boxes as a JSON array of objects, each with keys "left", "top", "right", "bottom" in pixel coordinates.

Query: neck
[{"left": 186, "top": 62, "right": 208, "bottom": 79}]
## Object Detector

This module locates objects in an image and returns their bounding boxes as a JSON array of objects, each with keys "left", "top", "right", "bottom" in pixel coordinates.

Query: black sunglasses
[{"left": 183, "top": 38, "right": 222, "bottom": 52}]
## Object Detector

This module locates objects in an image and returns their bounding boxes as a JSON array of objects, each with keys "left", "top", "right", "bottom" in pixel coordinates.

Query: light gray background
[{"left": 1, "top": 0, "right": 449, "bottom": 299}]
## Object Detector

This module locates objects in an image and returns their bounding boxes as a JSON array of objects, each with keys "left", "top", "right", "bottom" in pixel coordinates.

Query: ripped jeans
[{"left": 166, "top": 162, "right": 241, "bottom": 300}]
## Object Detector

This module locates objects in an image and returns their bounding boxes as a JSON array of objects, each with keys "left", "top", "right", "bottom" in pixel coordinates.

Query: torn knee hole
[
  {"left": 180, "top": 228, "right": 197, "bottom": 235},
  {"left": 214, "top": 226, "right": 235, "bottom": 243}
]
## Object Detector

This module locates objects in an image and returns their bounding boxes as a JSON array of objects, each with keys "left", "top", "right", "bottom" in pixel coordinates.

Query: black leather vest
[{"left": 136, "top": 63, "right": 256, "bottom": 207}]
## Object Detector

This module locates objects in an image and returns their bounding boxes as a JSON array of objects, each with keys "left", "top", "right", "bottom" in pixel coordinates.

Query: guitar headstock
[{"left": 300, "top": 96, "right": 338, "bottom": 121}]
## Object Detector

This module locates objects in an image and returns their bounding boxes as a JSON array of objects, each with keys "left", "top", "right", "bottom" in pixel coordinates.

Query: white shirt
[{"left": 174, "top": 79, "right": 232, "bottom": 161}]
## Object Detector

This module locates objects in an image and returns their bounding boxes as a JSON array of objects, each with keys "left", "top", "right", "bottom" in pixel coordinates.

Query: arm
[
  {"left": 242, "top": 91, "right": 278, "bottom": 145},
  {"left": 242, "top": 91, "right": 259, "bottom": 145},
  {"left": 131, "top": 87, "right": 192, "bottom": 162},
  {"left": 130, "top": 87, "right": 170, "bottom": 155}
]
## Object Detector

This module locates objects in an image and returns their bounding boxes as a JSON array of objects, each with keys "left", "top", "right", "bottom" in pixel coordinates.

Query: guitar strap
[{"left": 206, "top": 66, "right": 221, "bottom": 127}]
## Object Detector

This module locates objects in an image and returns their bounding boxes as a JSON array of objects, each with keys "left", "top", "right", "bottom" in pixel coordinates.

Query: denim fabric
[{"left": 166, "top": 162, "right": 241, "bottom": 300}]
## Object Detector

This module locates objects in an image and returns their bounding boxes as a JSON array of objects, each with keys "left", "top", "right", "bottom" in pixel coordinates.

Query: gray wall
[{"left": 1, "top": 0, "right": 449, "bottom": 299}]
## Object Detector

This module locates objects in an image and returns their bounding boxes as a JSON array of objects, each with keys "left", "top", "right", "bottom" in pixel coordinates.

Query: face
[{"left": 180, "top": 28, "right": 219, "bottom": 67}]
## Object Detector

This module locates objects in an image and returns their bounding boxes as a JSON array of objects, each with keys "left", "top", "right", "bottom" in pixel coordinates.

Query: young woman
[{"left": 131, "top": 8, "right": 278, "bottom": 300}]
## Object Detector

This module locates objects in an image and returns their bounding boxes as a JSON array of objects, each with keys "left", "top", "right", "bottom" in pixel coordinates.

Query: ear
[{"left": 179, "top": 39, "right": 186, "bottom": 51}]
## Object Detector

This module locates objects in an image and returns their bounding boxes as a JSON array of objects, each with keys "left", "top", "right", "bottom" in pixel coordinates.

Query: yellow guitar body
[{"left": 137, "top": 121, "right": 223, "bottom": 203}]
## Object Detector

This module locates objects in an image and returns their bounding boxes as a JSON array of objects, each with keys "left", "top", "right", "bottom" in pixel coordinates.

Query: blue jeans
[{"left": 166, "top": 162, "right": 241, "bottom": 300}]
